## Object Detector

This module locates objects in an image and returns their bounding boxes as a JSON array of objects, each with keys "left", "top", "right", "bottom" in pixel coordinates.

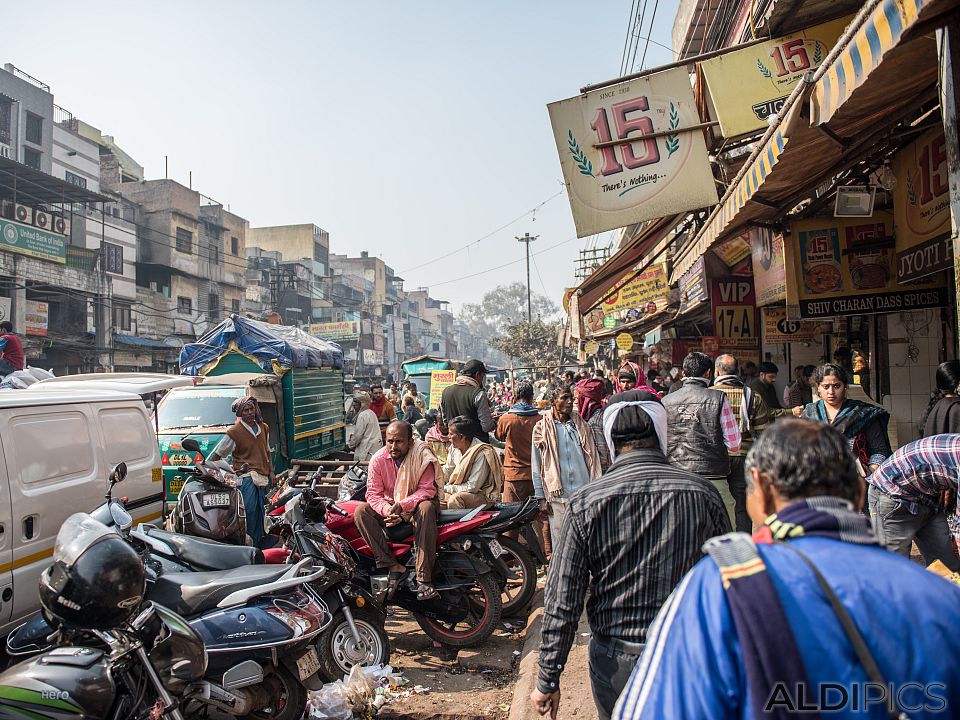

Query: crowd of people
[{"left": 335, "top": 354, "right": 960, "bottom": 718}]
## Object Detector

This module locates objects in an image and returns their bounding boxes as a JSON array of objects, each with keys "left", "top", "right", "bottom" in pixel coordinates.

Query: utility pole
[{"left": 516, "top": 232, "right": 538, "bottom": 322}]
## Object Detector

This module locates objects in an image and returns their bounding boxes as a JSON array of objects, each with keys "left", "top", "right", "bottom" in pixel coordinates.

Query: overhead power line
[{"left": 399, "top": 189, "right": 564, "bottom": 274}]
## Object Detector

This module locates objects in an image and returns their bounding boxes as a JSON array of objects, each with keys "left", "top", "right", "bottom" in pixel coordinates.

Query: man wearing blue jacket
[{"left": 614, "top": 418, "right": 960, "bottom": 719}]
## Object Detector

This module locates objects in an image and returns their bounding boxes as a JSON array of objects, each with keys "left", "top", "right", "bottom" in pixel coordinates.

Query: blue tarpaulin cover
[{"left": 179, "top": 315, "right": 343, "bottom": 376}]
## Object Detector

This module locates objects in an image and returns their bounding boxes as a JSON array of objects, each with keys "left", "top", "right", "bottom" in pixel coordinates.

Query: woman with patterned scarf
[
  {"left": 615, "top": 418, "right": 960, "bottom": 719},
  {"left": 794, "top": 362, "right": 891, "bottom": 474}
]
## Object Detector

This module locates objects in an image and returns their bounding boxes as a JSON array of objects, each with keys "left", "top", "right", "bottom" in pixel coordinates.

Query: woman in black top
[{"left": 920, "top": 360, "right": 960, "bottom": 437}]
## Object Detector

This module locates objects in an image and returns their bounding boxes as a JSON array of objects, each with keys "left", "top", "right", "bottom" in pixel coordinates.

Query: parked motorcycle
[
  {"left": 336, "top": 464, "right": 545, "bottom": 617},
  {"left": 272, "top": 472, "right": 391, "bottom": 680},
  {"left": 170, "top": 438, "right": 247, "bottom": 545},
  {"left": 5, "top": 464, "right": 331, "bottom": 719},
  {"left": 277, "top": 471, "right": 506, "bottom": 648}
]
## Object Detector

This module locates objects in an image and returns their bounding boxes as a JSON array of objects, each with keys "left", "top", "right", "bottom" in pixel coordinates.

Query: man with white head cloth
[{"left": 531, "top": 390, "right": 731, "bottom": 720}]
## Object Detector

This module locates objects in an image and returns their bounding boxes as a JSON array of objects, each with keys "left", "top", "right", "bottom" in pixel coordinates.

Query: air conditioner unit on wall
[
  {"left": 0, "top": 144, "right": 11, "bottom": 159},
  {"left": 13, "top": 204, "right": 33, "bottom": 225},
  {"left": 32, "top": 209, "right": 50, "bottom": 230},
  {"left": 50, "top": 214, "right": 69, "bottom": 236},
  {"left": 0, "top": 199, "right": 13, "bottom": 219}
]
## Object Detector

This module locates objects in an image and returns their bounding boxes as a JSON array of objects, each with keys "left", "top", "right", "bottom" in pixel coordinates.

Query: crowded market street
[{"left": 0, "top": 1, "right": 958, "bottom": 718}]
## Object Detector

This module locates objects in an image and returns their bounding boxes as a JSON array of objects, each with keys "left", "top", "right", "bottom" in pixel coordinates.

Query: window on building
[
  {"left": 209, "top": 241, "right": 219, "bottom": 265},
  {"left": 23, "top": 147, "right": 41, "bottom": 169},
  {"left": 175, "top": 227, "right": 193, "bottom": 254},
  {"left": 432, "top": 342, "right": 440, "bottom": 352},
  {"left": 25, "top": 112, "right": 42, "bottom": 144},
  {"left": 0, "top": 98, "right": 11, "bottom": 145},
  {"left": 207, "top": 293, "right": 219, "bottom": 318},
  {"left": 231, "top": 298, "right": 240, "bottom": 314},
  {"left": 230, "top": 236, "right": 239, "bottom": 255},
  {"left": 177, "top": 296, "right": 192, "bottom": 314},
  {"left": 103, "top": 242, "right": 123, "bottom": 274},
  {"left": 64, "top": 170, "right": 87, "bottom": 189},
  {"left": 112, "top": 303, "right": 131, "bottom": 332}
]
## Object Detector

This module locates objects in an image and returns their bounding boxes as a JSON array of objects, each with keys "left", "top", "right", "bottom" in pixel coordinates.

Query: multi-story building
[
  {"left": 0, "top": 63, "right": 157, "bottom": 373},
  {"left": 120, "top": 179, "right": 246, "bottom": 345},
  {"left": 247, "top": 223, "right": 330, "bottom": 323}
]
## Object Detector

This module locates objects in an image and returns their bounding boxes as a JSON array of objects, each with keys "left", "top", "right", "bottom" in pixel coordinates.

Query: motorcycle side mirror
[
  {"left": 106, "top": 462, "right": 127, "bottom": 501},
  {"left": 181, "top": 438, "right": 201, "bottom": 453}
]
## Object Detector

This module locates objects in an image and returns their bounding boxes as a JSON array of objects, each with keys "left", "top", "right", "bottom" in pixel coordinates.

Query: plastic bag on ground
[{"left": 305, "top": 683, "right": 351, "bottom": 720}]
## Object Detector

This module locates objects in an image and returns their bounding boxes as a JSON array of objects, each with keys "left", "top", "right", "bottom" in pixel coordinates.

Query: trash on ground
[{"left": 307, "top": 664, "right": 431, "bottom": 717}]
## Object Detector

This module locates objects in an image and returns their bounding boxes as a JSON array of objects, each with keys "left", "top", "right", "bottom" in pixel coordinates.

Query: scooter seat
[
  {"left": 436, "top": 508, "right": 477, "bottom": 523},
  {"left": 150, "top": 564, "right": 292, "bottom": 617},
  {"left": 145, "top": 527, "right": 264, "bottom": 571}
]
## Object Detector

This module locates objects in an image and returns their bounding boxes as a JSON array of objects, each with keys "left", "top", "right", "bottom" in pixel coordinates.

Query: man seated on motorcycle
[
  {"left": 442, "top": 415, "right": 503, "bottom": 509},
  {"left": 210, "top": 396, "right": 272, "bottom": 545},
  {"left": 354, "top": 420, "right": 444, "bottom": 600}
]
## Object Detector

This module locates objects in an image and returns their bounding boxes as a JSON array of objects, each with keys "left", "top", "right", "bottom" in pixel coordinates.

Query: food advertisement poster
[
  {"left": 712, "top": 232, "right": 752, "bottom": 267},
  {"left": 548, "top": 66, "right": 718, "bottom": 237},
  {"left": 893, "top": 127, "right": 952, "bottom": 281},
  {"left": 700, "top": 16, "right": 851, "bottom": 137},
  {"left": 751, "top": 229, "right": 787, "bottom": 306},
  {"left": 679, "top": 256, "right": 708, "bottom": 313},
  {"left": 788, "top": 213, "right": 946, "bottom": 318}
]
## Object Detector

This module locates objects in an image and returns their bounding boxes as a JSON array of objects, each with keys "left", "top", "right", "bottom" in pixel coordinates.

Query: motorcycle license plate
[
  {"left": 488, "top": 539, "right": 506, "bottom": 558},
  {"left": 296, "top": 647, "right": 320, "bottom": 681},
  {"left": 201, "top": 492, "right": 230, "bottom": 508}
]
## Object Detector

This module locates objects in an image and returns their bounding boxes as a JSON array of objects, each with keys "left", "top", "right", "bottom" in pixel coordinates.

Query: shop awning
[
  {"left": 576, "top": 214, "right": 682, "bottom": 312},
  {"left": 670, "top": 0, "right": 954, "bottom": 284}
]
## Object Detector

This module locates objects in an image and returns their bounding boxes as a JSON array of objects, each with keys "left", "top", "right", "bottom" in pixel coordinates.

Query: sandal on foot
[{"left": 417, "top": 583, "right": 439, "bottom": 601}]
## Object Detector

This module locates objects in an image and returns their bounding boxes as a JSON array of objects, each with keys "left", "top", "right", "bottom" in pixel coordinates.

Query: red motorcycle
[{"left": 270, "top": 477, "right": 509, "bottom": 647}]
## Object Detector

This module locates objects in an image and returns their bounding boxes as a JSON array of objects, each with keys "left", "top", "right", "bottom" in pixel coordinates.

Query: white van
[{"left": 0, "top": 387, "right": 165, "bottom": 636}]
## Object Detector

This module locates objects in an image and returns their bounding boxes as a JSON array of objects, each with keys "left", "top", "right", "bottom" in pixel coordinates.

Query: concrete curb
[{"left": 509, "top": 590, "right": 593, "bottom": 720}]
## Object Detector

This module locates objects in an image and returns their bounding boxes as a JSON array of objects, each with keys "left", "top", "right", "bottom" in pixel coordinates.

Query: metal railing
[
  {"left": 65, "top": 246, "right": 97, "bottom": 271},
  {"left": 3, "top": 64, "right": 50, "bottom": 92},
  {"left": 53, "top": 104, "right": 73, "bottom": 125}
]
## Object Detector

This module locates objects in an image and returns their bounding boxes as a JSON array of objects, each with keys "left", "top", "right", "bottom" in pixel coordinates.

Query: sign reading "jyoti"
[
  {"left": 0, "top": 218, "right": 66, "bottom": 264},
  {"left": 548, "top": 66, "right": 718, "bottom": 237}
]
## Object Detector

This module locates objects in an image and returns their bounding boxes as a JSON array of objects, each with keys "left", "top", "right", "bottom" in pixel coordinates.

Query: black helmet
[{"left": 39, "top": 514, "right": 145, "bottom": 630}]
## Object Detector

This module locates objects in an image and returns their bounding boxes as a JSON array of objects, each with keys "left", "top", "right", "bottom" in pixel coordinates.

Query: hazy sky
[{"left": 6, "top": 1, "right": 679, "bottom": 314}]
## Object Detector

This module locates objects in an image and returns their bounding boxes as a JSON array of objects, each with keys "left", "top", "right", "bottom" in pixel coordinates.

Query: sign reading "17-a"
[{"left": 548, "top": 66, "right": 718, "bottom": 237}]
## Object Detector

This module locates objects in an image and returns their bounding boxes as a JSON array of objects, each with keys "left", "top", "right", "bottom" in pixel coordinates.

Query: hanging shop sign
[
  {"left": 678, "top": 256, "right": 708, "bottom": 314},
  {"left": 712, "top": 232, "right": 752, "bottom": 267},
  {"left": 362, "top": 349, "right": 383, "bottom": 366},
  {"left": 893, "top": 127, "right": 952, "bottom": 281},
  {"left": 600, "top": 263, "right": 669, "bottom": 317},
  {"left": 548, "top": 66, "right": 719, "bottom": 237},
  {"left": 615, "top": 333, "right": 634, "bottom": 351},
  {"left": 428, "top": 369, "right": 456, "bottom": 408},
  {"left": 762, "top": 307, "right": 821, "bottom": 344},
  {"left": 584, "top": 340, "right": 600, "bottom": 355},
  {"left": 787, "top": 213, "right": 947, "bottom": 318},
  {"left": 710, "top": 278, "right": 760, "bottom": 357},
  {"left": 750, "top": 229, "right": 787, "bottom": 306},
  {"left": 24, "top": 300, "right": 48, "bottom": 337},
  {"left": 699, "top": 16, "right": 852, "bottom": 137},
  {"left": 0, "top": 218, "right": 67, "bottom": 264},
  {"left": 307, "top": 320, "right": 361, "bottom": 340},
  {"left": 0, "top": 297, "right": 10, "bottom": 323}
]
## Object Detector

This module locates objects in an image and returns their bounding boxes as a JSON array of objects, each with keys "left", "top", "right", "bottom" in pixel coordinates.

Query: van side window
[
  {"left": 99, "top": 408, "right": 154, "bottom": 466},
  {"left": 10, "top": 412, "right": 94, "bottom": 485}
]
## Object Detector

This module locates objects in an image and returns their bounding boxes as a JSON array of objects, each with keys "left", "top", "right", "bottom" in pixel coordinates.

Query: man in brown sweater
[
  {"left": 211, "top": 396, "right": 273, "bottom": 545},
  {"left": 495, "top": 381, "right": 548, "bottom": 554}
]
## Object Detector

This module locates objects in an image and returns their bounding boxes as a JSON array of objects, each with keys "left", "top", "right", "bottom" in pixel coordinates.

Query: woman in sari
[{"left": 793, "top": 362, "right": 891, "bottom": 473}]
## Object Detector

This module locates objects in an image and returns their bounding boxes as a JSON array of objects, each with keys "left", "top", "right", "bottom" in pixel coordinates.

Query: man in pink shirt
[{"left": 354, "top": 421, "right": 443, "bottom": 600}]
